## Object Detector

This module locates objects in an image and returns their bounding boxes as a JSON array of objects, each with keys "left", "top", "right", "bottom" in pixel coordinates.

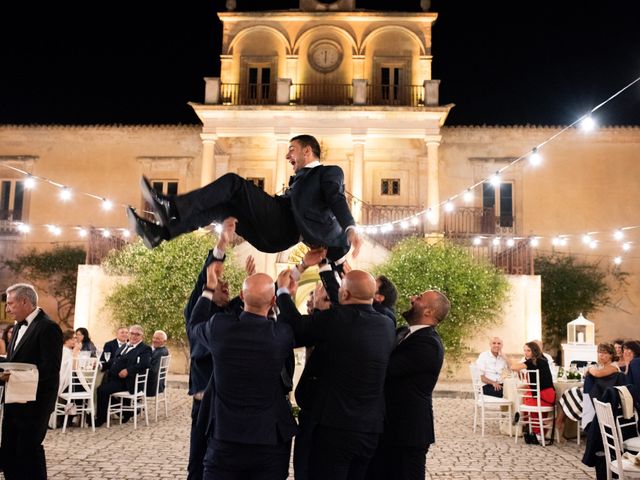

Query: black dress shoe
[
  {"left": 126, "top": 207, "right": 169, "bottom": 249},
  {"left": 140, "top": 176, "right": 174, "bottom": 226}
]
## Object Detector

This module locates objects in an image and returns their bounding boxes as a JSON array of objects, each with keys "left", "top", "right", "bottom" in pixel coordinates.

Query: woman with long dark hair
[{"left": 74, "top": 327, "right": 97, "bottom": 357}]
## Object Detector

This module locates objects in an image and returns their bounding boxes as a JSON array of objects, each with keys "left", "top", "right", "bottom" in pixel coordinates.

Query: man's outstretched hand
[
  {"left": 303, "top": 248, "right": 327, "bottom": 269},
  {"left": 277, "top": 269, "right": 298, "bottom": 297},
  {"left": 205, "top": 262, "right": 219, "bottom": 291},
  {"left": 347, "top": 229, "right": 362, "bottom": 259},
  {"left": 216, "top": 217, "right": 238, "bottom": 251}
]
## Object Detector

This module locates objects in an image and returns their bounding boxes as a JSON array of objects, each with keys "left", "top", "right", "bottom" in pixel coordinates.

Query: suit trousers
[
  {"left": 203, "top": 437, "right": 291, "bottom": 480},
  {"left": 188, "top": 398, "right": 207, "bottom": 480},
  {"left": 293, "top": 409, "right": 317, "bottom": 480},
  {"left": 96, "top": 378, "right": 129, "bottom": 424},
  {"left": 1, "top": 403, "right": 51, "bottom": 480},
  {"left": 172, "top": 173, "right": 299, "bottom": 253},
  {"left": 309, "top": 425, "right": 379, "bottom": 480},
  {"left": 366, "top": 442, "right": 429, "bottom": 480}
]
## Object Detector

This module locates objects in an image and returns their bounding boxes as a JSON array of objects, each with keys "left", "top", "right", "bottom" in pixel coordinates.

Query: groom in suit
[
  {"left": 127, "top": 134, "right": 361, "bottom": 263},
  {"left": 1, "top": 283, "right": 63, "bottom": 480},
  {"left": 95, "top": 324, "right": 152, "bottom": 426}
]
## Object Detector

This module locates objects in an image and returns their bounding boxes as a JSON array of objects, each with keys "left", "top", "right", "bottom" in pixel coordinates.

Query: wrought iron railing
[
  {"left": 219, "top": 83, "right": 276, "bottom": 105},
  {"left": 290, "top": 83, "right": 352, "bottom": 106},
  {"left": 366, "top": 84, "right": 425, "bottom": 106}
]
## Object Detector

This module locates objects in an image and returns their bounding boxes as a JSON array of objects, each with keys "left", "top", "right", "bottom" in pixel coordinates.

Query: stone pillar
[
  {"left": 352, "top": 55, "right": 365, "bottom": 79},
  {"left": 352, "top": 79, "right": 367, "bottom": 105},
  {"left": 200, "top": 133, "right": 218, "bottom": 186},
  {"left": 286, "top": 55, "right": 299, "bottom": 83},
  {"left": 425, "top": 135, "right": 441, "bottom": 228},
  {"left": 275, "top": 132, "right": 290, "bottom": 194},
  {"left": 424, "top": 79, "right": 440, "bottom": 106},
  {"left": 276, "top": 78, "right": 292, "bottom": 105},
  {"left": 204, "top": 78, "right": 221, "bottom": 104},
  {"left": 350, "top": 133, "right": 366, "bottom": 222}
]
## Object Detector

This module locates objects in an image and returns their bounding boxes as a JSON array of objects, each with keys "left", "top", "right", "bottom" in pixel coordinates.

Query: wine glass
[{"left": 103, "top": 351, "right": 111, "bottom": 362}]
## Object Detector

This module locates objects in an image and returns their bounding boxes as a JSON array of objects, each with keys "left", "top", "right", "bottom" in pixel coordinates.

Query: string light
[
  {"left": 101, "top": 229, "right": 111, "bottom": 238},
  {"left": 529, "top": 148, "right": 542, "bottom": 166},
  {"left": 444, "top": 200, "right": 454, "bottom": 213},
  {"left": 623, "top": 243, "right": 632, "bottom": 252},
  {"left": 463, "top": 189, "right": 473, "bottom": 203},
  {"left": 506, "top": 238, "right": 515, "bottom": 247},
  {"left": 473, "top": 236, "right": 482, "bottom": 246},
  {"left": 59, "top": 187, "right": 72, "bottom": 201},
  {"left": 489, "top": 173, "right": 501, "bottom": 187},
  {"left": 102, "top": 199, "right": 113, "bottom": 211},
  {"left": 614, "top": 229, "right": 624, "bottom": 240},
  {"left": 614, "top": 256, "right": 622, "bottom": 265},
  {"left": 580, "top": 115, "right": 597, "bottom": 132},
  {"left": 24, "top": 176, "right": 36, "bottom": 189},
  {"left": 530, "top": 237, "right": 539, "bottom": 247},
  {"left": 400, "top": 220, "right": 409, "bottom": 230},
  {"left": 78, "top": 228, "right": 88, "bottom": 238}
]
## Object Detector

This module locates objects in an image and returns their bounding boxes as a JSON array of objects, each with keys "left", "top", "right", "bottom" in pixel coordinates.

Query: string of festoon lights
[{"left": 1, "top": 75, "right": 639, "bottom": 263}]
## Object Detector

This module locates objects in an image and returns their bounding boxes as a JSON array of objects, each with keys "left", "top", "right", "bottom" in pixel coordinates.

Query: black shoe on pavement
[
  {"left": 140, "top": 176, "right": 174, "bottom": 226},
  {"left": 126, "top": 207, "right": 169, "bottom": 249}
]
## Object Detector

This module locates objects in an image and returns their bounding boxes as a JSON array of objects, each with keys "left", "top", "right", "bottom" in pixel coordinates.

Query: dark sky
[{"left": 1, "top": 0, "right": 639, "bottom": 126}]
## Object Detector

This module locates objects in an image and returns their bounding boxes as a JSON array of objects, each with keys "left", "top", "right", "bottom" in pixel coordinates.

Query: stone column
[
  {"left": 276, "top": 78, "right": 292, "bottom": 105},
  {"left": 200, "top": 133, "right": 218, "bottom": 186},
  {"left": 204, "top": 78, "right": 221, "bottom": 104},
  {"left": 352, "top": 79, "right": 367, "bottom": 105},
  {"left": 350, "top": 133, "right": 366, "bottom": 223},
  {"left": 425, "top": 135, "right": 441, "bottom": 228},
  {"left": 275, "top": 132, "right": 290, "bottom": 194}
]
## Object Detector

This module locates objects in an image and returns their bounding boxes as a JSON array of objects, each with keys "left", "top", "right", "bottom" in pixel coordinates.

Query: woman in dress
[{"left": 74, "top": 327, "right": 97, "bottom": 357}]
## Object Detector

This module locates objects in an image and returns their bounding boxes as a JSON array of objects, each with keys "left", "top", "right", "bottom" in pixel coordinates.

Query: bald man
[
  {"left": 476, "top": 337, "right": 508, "bottom": 398},
  {"left": 187, "top": 266, "right": 297, "bottom": 480},
  {"left": 277, "top": 269, "right": 395, "bottom": 480}
]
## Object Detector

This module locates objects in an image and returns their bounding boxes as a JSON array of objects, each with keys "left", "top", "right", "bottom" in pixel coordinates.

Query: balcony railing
[
  {"left": 366, "top": 84, "right": 425, "bottom": 106},
  {"left": 0, "top": 210, "right": 24, "bottom": 235},
  {"left": 219, "top": 83, "right": 276, "bottom": 105},
  {"left": 290, "top": 83, "right": 353, "bottom": 106},
  {"left": 460, "top": 239, "right": 534, "bottom": 275}
]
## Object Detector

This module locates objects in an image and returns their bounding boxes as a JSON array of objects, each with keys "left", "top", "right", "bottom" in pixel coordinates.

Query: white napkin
[{"left": 5, "top": 369, "right": 39, "bottom": 404}]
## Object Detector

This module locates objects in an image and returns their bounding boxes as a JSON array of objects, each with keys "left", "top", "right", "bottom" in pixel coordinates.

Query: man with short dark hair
[
  {"left": 100, "top": 326, "right": 129, "bottom": 364},
  {"left": 1, "top": 283, "right": 63, "bottom": 480},
  {"left": 374, "top": 274, "right": 398, "bottom": 325},
  {"left": 127, "top": 134, "right": 361, "bottom": 265}
]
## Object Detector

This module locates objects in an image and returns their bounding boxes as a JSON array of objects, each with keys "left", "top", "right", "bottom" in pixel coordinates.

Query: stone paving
[{"left": 37, "top": 384, "right": 596, "bottom": 480}]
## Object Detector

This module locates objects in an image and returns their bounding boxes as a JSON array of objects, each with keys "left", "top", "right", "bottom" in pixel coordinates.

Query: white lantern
[{"left": 566, "top": 313, "right": 595, "bottom": 345}]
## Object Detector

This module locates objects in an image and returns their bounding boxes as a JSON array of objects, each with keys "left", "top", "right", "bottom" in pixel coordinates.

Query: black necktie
[{"left": 395, "top": 326, "right": 411, "bottom": 346}]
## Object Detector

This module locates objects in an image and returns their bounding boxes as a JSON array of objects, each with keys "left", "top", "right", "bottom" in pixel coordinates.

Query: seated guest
[
  {"left": 146, "top": 330, "right": 169, "bottom": 396},
  {"left": 624, "top": 340, "right": 640, "bottom": 385},
  {"left": 613, "top": 338, "right": 626, "bottom": 371},
  {"left": 94, "top": 325, "right": 151, "bottom": 427},
  {"left": 75, "top": 327, "right": 97, "bottom": 357},
  {"left": 476, "top": 337, "right": 508, "bottom": 397},
  {"left": 0, "top": 324, "right": 14, "bottom": 357},
  {"left": 59, "top": 330, "right": 78, "bottom": 395},
  {"left": 100, "top": 326, "right": 129, "bottom": 363},
  {"left": 511, "top": 341, "right": 556, "bottom": 444}
]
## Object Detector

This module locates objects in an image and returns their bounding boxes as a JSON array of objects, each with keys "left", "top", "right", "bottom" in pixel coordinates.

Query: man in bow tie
[
  {"left": 95, "top": 325, "right": 151, "bottom": 427},
  {"left": 127, "top": 134, "right": 361, "bottom": 266},
  {"left": 1, "top": 283, "right": 62, "bottom": 480}
]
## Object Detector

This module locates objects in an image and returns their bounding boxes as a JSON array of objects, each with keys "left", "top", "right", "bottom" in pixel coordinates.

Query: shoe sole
[
  {"left": 140, "top": 176, "right": 169, "bottom": 227},
  {"left": 126, "top": 207, "right": 156, "bottom": 250}
]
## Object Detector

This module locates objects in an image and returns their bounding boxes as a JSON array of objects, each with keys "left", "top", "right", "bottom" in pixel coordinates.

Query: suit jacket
[
  {"left": 106, "top": 342, "right": 152, "bottom": 393},
  {"left": 283, "top": 165, "right": 355, "bottom": 249},
  {"left": 100, "top": 338, "right": 124, "bottom": 363},
  {"left": 383, "top": 326, "right": 444, "bottom": 447},
  {"left": 3, "top": 309, "right": 63, "bottom": 415},
  {"left": 277, "top": 293, "right": 395, "bottom": 433},
  {"left": 189, "top": 296, "right": 297, "bottom": 445},
  {"left": 147, "top": 345, "right": 169, "bottom": 395}
]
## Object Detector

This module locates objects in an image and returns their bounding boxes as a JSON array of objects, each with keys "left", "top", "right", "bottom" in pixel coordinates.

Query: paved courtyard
[{"left": 38, "top": 385, "right": 596, "bottom": 480}]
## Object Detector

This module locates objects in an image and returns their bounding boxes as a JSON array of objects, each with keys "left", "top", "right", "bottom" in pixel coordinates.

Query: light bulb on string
[
  {"left": 489, "top": 173, "right": 501, "bottom": 187},
  {"left": 17, "top": 223, "right": 31, "bottom": 233},
  {"left": 472, "top": 237, "right": 482, "bottom": 246},
  {"left": 622, "top": 243, "right": 631, "bottom": 252},
  {"left": 506, "top": 238, "right": 515, "bottom": 247},
  {"left": 102, "top": 229, "right": 111, "bottom": 238},
  {"left": 410, "top": 217, "right": 420, "bottom": 226},
  {"left": 614, "top": 229, "right": 624, "bottom": 241},
  {"left": 102, "top": 199, "right": 113, "bottom": 211},
  {"left": 24, "top": 176, "right": 36, "bottom": 189},
  {"left": 47, "top": 225, "right": 62, "bottom": 236},
  {"left": 529, "top": 148, "right": 542, "bottom": 166},
  {"left": 530, "top": 237, "right": 539, "bottom": 247},
  {"left": 463, "top": 189, "right": 473, "bottom": 203},
  {"left": 78, "top": 228, "right": 88, "bottom": 238},
  {"left": 426, "top": 208, "right": 437, "bottom": 225},
  {"left": 444, "top": 201, "right": 454, "bottom": 213},
  {"left": 492, "top": 237, "right": 500, "bottom": 246},
  {"left": 59, "top": 187, "right": 72, "bottom": 201},
  {"left": 400, "top": 220, "right": 409, "bottom": 230},
  {"left": 582, "top": 234, "right": 592, "bottom": 245},
  {"left": 614, "top": 256, "right": 623, "bottom": 266},
  {"left": 580, "top": 115, "right": 596, "bottom": 132},
  {"left": 122, "top": 229, "right": 131, "bottom": 239},
  {"left": 589, "top": 240, "right": 598, "bottom": 249},
  {"left": 381, "top": 224, "right": 393, "bottom": 233}
]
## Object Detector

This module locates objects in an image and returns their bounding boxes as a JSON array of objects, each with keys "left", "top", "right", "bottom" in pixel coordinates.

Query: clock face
[{"left": 309, "top": 42, "right": 342, "bottom": 73}]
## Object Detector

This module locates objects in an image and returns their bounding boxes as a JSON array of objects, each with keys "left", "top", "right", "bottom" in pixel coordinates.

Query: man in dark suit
[
  {"left": 188, "top": 264, "right": 297, "bottom": 479},
  {"left": 127, "top": 134, "right": 361, "bottom": 262},
  {"left": 368, "top": 289, "right": 449, "bottom": 480},
  {"left": 146, "top": 329, "right": 170, "bottom": 396},
  {"left": 276, "top": 268, "right": 395, "bottom": 480},
  {"left": 99, "top": 326, "right": 129, "bottom": 363},
  {"left": 95, "top": 324, "right": 152, "bottom": 426},
  {"left": 1, "top": 283, "right": 63, "bottom": 480}
]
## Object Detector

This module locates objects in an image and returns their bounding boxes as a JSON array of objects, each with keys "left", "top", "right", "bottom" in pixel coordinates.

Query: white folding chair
[
  {"left": 617, "top": 412, "right": 640, "bottom": 454},
  {"left": 150, "top": 355, "right": 171, "bottom": 422},
  {"left": 469, "top": 363, "right": 513, "bottom": 436},
  {"left": 107, "top": 369, "right": 149, "bottom": 429},
  {"left": 54, "top": 357, "right": 100, "bottom": 432},
  {"left": 514, "top": 369, "right": 555, "bottom": 446},
  {"left": 594, "top": 399, "right": 640, "bottom": 480}
]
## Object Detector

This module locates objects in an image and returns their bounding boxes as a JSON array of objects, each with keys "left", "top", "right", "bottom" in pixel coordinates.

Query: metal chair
[
  {"left": 594, "top": 399, "right": 640, "bottom": 480},
  {"left": 150, "top": 355, "right": 171, "bottom": 422},
  {"left": 469, "top": 363, "right": 513, "bottom": 436},
  {"left": 53, "top": 357, "right": 100, "bottom": 432},
  {"left": 107, "top": 369, "right": 149, "bottom": 429},
  {"left": 514, "top": 369, "right": 555, "bottom": 446}
]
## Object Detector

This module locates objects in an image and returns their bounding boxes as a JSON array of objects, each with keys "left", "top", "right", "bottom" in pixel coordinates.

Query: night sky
[{"left": 1, "top": 0, "right": 639, "bottom": 126}]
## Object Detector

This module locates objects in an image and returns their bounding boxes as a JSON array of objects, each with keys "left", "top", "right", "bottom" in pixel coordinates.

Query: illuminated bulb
[
  {"left": 489, "top": 174, "right": 501, "bottom": 187},
  {"left": 529, "top": 149, "right": 542, "bottom": 166},
  {"left": 214, "top": 224, "right": 223, "bottom": 234},
  {"left": 24, "top": 176, "right": 36, "bottom": 189},
  {"left": 589, "top": 240, "right": 598, "bottom": 249},
  {"left": 582, "top": 234, "right": 592, "bottom": 245},
  {"left": 506, "top": 238, "right": 515, "bottom": 247},
  {"left": 580, "top": 115, "right": 596, "bottom": 132},
  {"left": 60, "top": 187, "right": 72, "bottom": 201},
  {"left": 367, "top": 226, "right": 377, "bottom": 235},
  {"left": 426, "top": 209, "right": 437, "bottom": 225},
  {"left": 492, "top": 237, "right": 500, "bottom": 246},
  {"left": 552, "top": 237, "right": 561, "bottom": 246},
  {"left": 463, "top": 190, "right": 473, "bottom": 203},
  {"left": 473, "top": 237, "right": 482, "bottom": 246},
  {"left": 381, "top": 224, "right": 393, "bottom": 233},
  {"left": 400, "top": 221, "right": 409, "bottom": 230},
  {"left": 122, "top": 229, "right": 131, "bottom": 238},
  {"left": 102, "top": 229, "right": 111, "bottom": 238},
  {"left": 17, "top": 224, "right": 31, "bottom": 233},
  {"left": 102, "top": 199, "right": 113, "bottom": 211},
  {"left": 622, "top": 243, "right": 631, "bottom": 252},
  {"left": 560, "top": 238, "right": 568, "bottom": 246},
  {"left": 78, "top": 228, "right": 88, "bottom": 238},
  {"left": 614, "top": 256, "right": 622, "bottom": 265},
  {"left": 444, "top": 201, "right": 454, "bottom": 213},
  {"left": 614, "top": 229, "right": 624, "bottom": 241},
  {"left": 48, "top": 225, "right": 61, "bottom": 236},
  {"left": 411, "top": 217, "right": 420, "bottom": 226},
  {"left": 530, "top": 237, "right": 539, "bottom": 247}
]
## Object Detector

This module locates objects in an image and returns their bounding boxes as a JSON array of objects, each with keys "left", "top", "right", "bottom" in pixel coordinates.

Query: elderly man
[
  {"left": 188, "top": 265, "right": 297, "bottom": 479},
  {"left": 95, "top": 325, "right": 152, "bottom": 427},
  {"left": 476, "top": 337, "right": 509, "bottom": 397},
  {"left": 1, "top": 283, "right": 62, "bottom": 480},
  {"left": 277, "top": 268, "right": 395, "bottom": 480},
  {"left": 147, "top": 330, "right": 169, "bottom": 396},
  {"left": 368, "top": 289, "right": 450, "bottom": 480}
]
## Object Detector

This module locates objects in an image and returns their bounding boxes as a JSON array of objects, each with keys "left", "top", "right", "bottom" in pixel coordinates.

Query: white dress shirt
[{"left": 476, "top": 350, "right": 508, "bottom": 383}]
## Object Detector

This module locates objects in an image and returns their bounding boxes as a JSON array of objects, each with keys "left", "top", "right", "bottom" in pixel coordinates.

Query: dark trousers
[
  {"left": 368, "top": 443, "right": 429, "bottom": 480},
  {"left": 293, "top": 409, "right": 317, "bottom": 480},
  {"left": 171, "top": 173, "right": 299, "bottom": 253},
  {"left": 1, "top": 403, "right": 50, "bottom": 480},
  {"left": 309, "top": 425, "right": 379, "bottom": 480},
  {"left": 482, "top": 383, "right": 504, "bottom": 398},
  {"left": 203, "top": 437, "right": 291, "bottom": 480},
  {"left": 188, "top": 397, "right": 211, "bottom": 480},
  {"left": 96, "top": 378, "right": 128, "bottom": 424}
]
